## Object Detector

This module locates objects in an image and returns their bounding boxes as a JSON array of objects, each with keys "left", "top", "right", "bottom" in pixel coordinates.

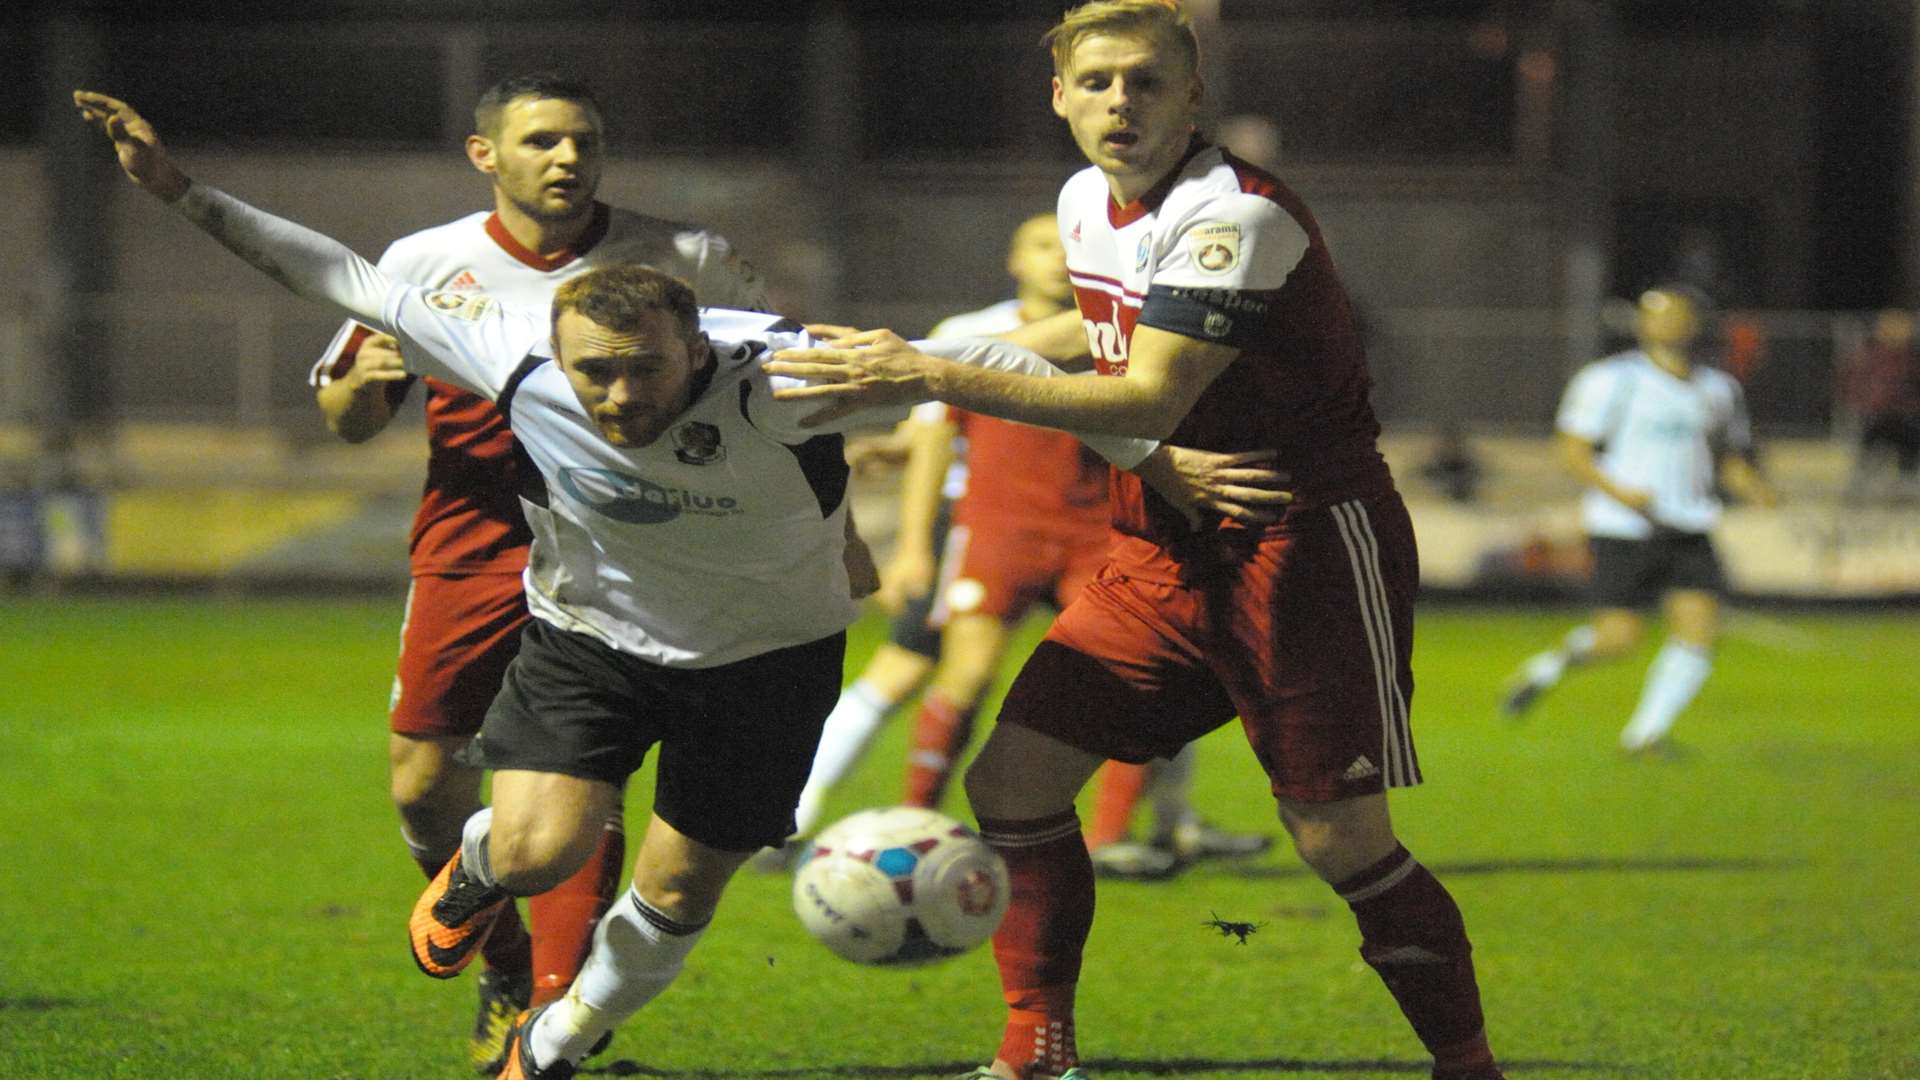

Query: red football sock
[
  {"left": 528, "top": 812, "right": 626, "bottom": 1007},
  {"left": 902, "top": 691, "right": 977, "bottom": 808},
  {"left": 1336, "top": 844, "right": 1499, "bottom": 1078},
  {"left": 976, "top": 810, "right": 1092, "bottom": 1078},
  {"left": 1083, "top": 761, "right": 1149, "bottom": 849}
]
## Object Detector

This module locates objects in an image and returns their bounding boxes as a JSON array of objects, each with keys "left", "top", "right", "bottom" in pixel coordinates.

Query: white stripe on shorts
[{"left": 1330, "top": 501, "right": 1419, "bottom": 788}]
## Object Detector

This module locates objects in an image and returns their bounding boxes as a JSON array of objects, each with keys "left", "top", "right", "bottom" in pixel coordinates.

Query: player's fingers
[
  {"left": 1208, "top": 499, "right": 1282, "bottom": 525},
  {"left": 1210, "top": 484, "right": 1293, "bottom": 505},
  {"left": 1206, "top": 449, "right": 1281, "bottom": 466},
  {"left": 765, "top": 359, "right": 855, "bottom": 382},
  {"left": 802, "top": 323, "right": 861, "bottom": 339},
  {"left": 360, "top": 368, "right": 411, "bottom": 382},
  {"left": 799, "top": 400, "right": 864, "bottom": 428},
  {"left": 1211, "top": 467, "right": 1294, "bottom": 489}
]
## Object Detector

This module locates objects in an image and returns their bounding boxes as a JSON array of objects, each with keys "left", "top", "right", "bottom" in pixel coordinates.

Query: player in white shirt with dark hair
[
  {"left": 74, "top": 90, "right": 1287, "bottom": 1080},
  {"left": 1502, "top": 284, "right": 1778, "bottom": 752}
]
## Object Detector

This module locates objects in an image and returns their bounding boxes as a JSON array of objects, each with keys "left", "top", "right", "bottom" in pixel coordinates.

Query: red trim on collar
[
  {"left": 483, "top": 202, "right": 612, "bottom": 272},
  {"left": 1108, "top": 136, "right": 1213, "bottom": 228}
]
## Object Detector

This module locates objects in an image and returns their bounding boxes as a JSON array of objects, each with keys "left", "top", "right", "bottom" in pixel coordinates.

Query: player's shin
[
  {"left": 528, "top": 886, "right": 709, "bottom": 1067},
  {"left": 976, "top": 810, "right": 1093, "bottom": 1078},
  {"left": 528, "top": 810, "right": 627, "bottom": 1007},
  {"left": 903, "top": 691, "right": 978, "bottom": 808},
  {"left": 1335, "top": 844, "right": 1499, "bottom": 1079}
]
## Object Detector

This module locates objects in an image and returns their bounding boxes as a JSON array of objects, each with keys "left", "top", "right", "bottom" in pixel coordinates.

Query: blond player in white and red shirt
[
  {"left": 307, "top": 73, "right": 774, "bottom": 1073},
  {"left": 768, "top": 4, "right": 1504, "bottom": 1078}
]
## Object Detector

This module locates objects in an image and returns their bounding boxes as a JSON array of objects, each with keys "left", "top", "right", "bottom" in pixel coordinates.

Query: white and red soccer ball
[{"left": 792, "top": 806, "right": 1010, "bottom": 966}]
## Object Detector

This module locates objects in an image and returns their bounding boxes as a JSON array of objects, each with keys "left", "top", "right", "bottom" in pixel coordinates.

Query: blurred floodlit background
[{"left": 2, "top": 1, "right": 1916, "bottom": 600}]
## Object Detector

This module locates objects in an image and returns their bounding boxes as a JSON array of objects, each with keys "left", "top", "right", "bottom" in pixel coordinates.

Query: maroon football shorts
[
  {"left": 389, "top": 571, "right": 530, "bottom": 738},
  {"left": 931, "top": 519, "right": 1110, "bottom": 627},
  {"left": 996, "top": 494, "right": 1423, "bottom": 803}
]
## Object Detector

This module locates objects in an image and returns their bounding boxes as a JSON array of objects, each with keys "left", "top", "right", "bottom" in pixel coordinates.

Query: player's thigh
[
  {"left": 1223, "top": 496, "right": 1423, "bottom": 803},
  {"left": 965, "top": 719, "right": 1106, "bottom": 820},
  {"left": 995, "top": 568, "right": 1236, "bottom": 766},
  {"left": 1663, "top": 588, "right": 1720, "bottom": 646},
  {"left": 388, "top": 731, "right": 482, "bottom": 811},
  {"left": 489, "top": 767, "right": 623, "bottom": 880},
  {"left": 1589, "top": 607, "right": 1645, "bottom": 655},
  {"left": 390, "top": 572, "right": 529, "bottom": 738},
  {"left": 857, "top": 643, "right": 938, "bottom": 703},
  {"left": 653, "top": 632, "right": 847, "bottom": 854},
  {"left": 928, "top": 612, "right": 1011, "bottom": 702}
]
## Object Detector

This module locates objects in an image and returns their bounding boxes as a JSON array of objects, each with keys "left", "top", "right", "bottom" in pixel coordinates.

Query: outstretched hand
[
  {"left": 766, "top": 326, "right": 935, "bottom": 428},
  {"left": 73, "top": 91, "right": 190, "bottom": 201},
  {"left": 1136, "top": 446, "right": 1294, "bottom": 530}
]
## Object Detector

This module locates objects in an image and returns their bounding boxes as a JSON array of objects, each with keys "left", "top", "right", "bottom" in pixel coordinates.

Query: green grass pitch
[{"left": 1, "top": 594, "right": 1915, "bottom": 1079}]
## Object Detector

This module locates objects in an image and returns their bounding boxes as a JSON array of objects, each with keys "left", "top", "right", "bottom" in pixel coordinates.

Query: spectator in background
[
  {"left": 1843, "top": 308, "right": 1920, "bottom": 499},
  {"left": 1418, "top": 422, "right": 1485, "bottom": 503}
]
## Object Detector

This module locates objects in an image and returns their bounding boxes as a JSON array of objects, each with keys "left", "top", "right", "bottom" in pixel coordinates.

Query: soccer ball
[{"left": 792, "top": 806, "right": 1010, "bottom": 966}]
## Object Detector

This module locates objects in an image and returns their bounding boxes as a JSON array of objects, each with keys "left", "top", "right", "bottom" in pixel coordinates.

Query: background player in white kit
[
  {"left": 1502, "top": 285, "right": 1778, "bottom": 752},
  {"left": 307, "top": 73, "right": 773, "bottom": 1070}
]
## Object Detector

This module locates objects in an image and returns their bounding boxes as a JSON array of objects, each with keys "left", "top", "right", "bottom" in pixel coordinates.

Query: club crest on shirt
[
  {"left": 672, "top": 421, "right": 727, "bottom": 465},
  {"left": 1135, "top": 233, "right": 1153, "bottom": 271},
  {"left": 1188, "top": 221, "right": 1242, "bottom": 275},
  {"left": 425, "top": 290, "right": 495, "bottom": 322}
]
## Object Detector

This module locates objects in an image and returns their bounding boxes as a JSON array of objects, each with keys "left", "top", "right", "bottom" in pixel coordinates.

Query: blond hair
[
  {"left": 551, "top": 264, "right": 700, "bottom": 341},
  {"left": 1043, "top": 0, "right": 1198, "bottom": 78}
]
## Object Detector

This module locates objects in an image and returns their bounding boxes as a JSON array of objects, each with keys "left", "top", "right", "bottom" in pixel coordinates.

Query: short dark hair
[
  {"left": 473, "top": 73, "right": 601, "bottom": 138},
  {"left": 552, "top": 264, "right": 702, "bottom": 343}
]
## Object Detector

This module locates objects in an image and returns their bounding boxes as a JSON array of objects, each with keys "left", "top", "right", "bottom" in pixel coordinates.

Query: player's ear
[
  {"left": 1051, "top": 76, "right": 1068, "bottom": 119},
  {"left": 465, "top": 134, "right": 497, "bottom": 176}
]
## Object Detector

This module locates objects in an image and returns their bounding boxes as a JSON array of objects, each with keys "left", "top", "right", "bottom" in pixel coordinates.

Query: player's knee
[{"left": 488, "top": 813, "right": 596, "bottom": 894}]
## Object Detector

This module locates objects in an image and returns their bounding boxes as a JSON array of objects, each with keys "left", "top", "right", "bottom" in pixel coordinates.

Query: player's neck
[
  {"left": 1017, "top": 294, "right": 1069, "bottom": 323},
  {"left": 1644, "top": 344, "right": 1692, "bottom": 377},
  {"left": 492, "top": 196, "right": 595, "bottom": 260}
]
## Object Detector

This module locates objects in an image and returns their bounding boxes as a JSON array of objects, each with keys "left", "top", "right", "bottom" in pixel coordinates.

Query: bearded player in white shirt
[
  {"left": 75, "top": 89, "right": 1290, "bottom": 1080},
  {"left": 306, "top": 73, "right": 779, "bottom": 1072},
  {"left": 1501, "top": 285, "right": 1778, "bottom": 752}
]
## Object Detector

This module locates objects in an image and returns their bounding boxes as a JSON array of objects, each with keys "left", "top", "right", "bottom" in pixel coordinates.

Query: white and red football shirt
[
  {"left": 310, "top": 202, "right": 770, "bottom": 576},
  {"left": 1058, "top": 139, "right": 1393, "bottom": 573}
]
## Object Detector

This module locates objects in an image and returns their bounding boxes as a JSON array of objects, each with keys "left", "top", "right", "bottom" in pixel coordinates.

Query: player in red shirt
[{"left": 769, "top": 4, "right": 1503, "bottom": 1078}]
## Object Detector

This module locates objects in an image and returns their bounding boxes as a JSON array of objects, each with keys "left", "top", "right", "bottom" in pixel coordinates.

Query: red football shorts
[
  {"left": 931, "top": 520, "right": 1109, "bottom": 626},
  {"left": 997, "top": 494, "right": 1422, "bottom": 803},
  {"left": 389, "top": 572, "right": 531, "bottom": 738}
]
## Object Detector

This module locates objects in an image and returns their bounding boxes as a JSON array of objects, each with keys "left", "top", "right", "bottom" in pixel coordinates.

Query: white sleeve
[
  {"left": 1154, "top": 191, "right": 1308, "bottom": 291},
  {"left": 1555, "top": 364, "right": 1618, "bottom": 443},
  {"left": 688, "top": 231, "right": 774, "bottom": 313},
  {"left": 915, "top": 336, "right": 1159, "bottom": 470},
  {"left": 379, "top": 288, "right": 550, "bottom": 401},
  {"left": 309, "top": 244, "right": 406, "bottom": 388},
  {"left": 174, "top": 184, "right": 538, "bottom": 400}
]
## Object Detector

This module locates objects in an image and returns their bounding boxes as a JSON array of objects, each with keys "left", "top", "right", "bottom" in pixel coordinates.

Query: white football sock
[
  {"left": 459, "top": 807, "right": 498, "bottom": 888},
  {"left": 1620, "top": 641, "right": 1712, "bottom": 750},
  {"left": 1151, "top": 744, "right": 1199, "bottom": 834},
  {"left": 1522, "top": 624, "right": 1598, "bottom": 687},
  {"left": 529, "top": 887, "right": 709, "bottom": 1066},
  {"left": 793, "top": 680, "right": 894, "bottom": 836}
]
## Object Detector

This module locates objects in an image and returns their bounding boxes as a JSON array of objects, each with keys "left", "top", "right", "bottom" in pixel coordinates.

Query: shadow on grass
[
  {"left": 588, "top": 1054, "right": 1625, "bottom": 1077},
  {"left": 0, "top": 996, "right": 85, "bottom": 1012},
  {"left": 1223, "top": 854, "right": 1807, "bottom": 880}
]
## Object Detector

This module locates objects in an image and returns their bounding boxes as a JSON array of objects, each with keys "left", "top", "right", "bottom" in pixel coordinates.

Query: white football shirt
[{"left": 1556, "top": 350, "right": 1753, "bottom": 539}]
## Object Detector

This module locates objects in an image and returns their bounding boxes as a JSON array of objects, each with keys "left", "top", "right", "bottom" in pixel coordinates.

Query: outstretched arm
[
  {"left": 73, "top": 91, "right": 392, "bottom": 328},
  {"left": 767, "top": 324, "right": 1236, "bottom": 441}
]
